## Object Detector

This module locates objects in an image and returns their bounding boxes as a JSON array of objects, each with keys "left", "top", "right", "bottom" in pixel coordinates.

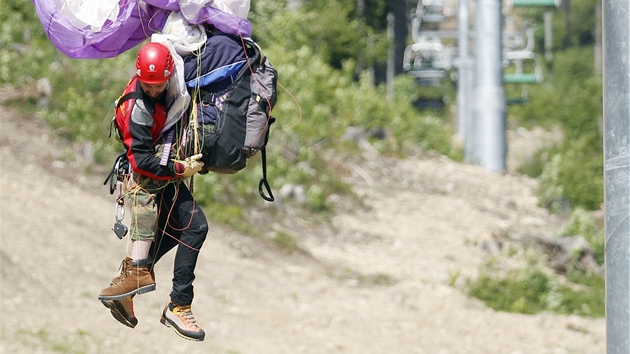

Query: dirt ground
[{"left": 0, "top": 106, "right": 605, "bottom": 353}]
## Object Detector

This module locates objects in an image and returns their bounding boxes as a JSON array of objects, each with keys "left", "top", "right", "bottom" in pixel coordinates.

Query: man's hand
[{"left": 174, "top": 154, "right": 204, "bottom": 178}]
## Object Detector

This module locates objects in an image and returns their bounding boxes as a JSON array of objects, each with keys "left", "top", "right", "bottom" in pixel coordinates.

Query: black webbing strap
[
  {"left": 103, "top": 153, "right": 129, "bottom": 195},
  {"left": 116, "top": 91, "right": 144, "bottom": 108},
  {"left": 109, "top": 91, "right": 144, "bottom": 139},
  {"left": 258, "top": 117, "right": 276, "bottom": 202}
]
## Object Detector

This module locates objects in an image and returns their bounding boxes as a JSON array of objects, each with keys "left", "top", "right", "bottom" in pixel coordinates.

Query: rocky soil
[{"left": 1, "top": 106, "right": 605, "bottom": 354}]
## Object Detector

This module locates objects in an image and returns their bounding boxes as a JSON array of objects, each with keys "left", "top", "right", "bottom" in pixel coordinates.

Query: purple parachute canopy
[{"left": 32, "top": 0, "right": 252, "bottom": 59}]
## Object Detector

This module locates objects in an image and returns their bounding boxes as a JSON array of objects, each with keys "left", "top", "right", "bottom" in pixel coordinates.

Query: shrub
[
  {"left": 509, "top": 48, "right": 603, "bottom": 212},
  {"left": 559, "top": 207, "right": 604, "bottom": 265},
  {"left": 466, "top": 259, "right": 604, "bottom": 317}
]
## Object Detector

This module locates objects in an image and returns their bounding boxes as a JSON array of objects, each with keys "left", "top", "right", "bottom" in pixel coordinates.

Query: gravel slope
[{"left": 0, "top": 107, "right": 605, "bottom": 353}]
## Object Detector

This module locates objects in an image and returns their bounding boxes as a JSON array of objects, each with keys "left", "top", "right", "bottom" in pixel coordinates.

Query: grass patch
[
  {"left": 14, "top": 328, "right": 100, "bottom": 354},
  {"left": 465, "top": 262, "right": 604, "bottom": 317},
  {"left": 335, "top": 267, "right": 397, "bottom": 287},
  {"left": 271, "top": 231, "right": 299, "bottom": 254}
]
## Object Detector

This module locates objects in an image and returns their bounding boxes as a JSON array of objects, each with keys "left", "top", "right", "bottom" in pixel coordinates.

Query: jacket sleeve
[{"left": 122, "top": 100, "right": 183, "bottom": 180}]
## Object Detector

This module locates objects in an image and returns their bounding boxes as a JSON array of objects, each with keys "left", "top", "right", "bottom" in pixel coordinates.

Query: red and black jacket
[{"left": 114, "top": 77, "right": 186, "bottom": 180}]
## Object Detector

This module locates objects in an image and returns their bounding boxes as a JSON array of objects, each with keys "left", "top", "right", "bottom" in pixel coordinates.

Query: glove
[{"left": 174, "top": 154, "right": 204, "bottom": 178}]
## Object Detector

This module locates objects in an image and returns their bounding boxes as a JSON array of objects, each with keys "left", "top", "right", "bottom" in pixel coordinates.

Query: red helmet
[{"left": 135, "top": 42, "right": 174, "bottom": 84}]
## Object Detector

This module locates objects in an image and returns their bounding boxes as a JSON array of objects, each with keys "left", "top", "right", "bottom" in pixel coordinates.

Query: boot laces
[
  {"left": 112, "top": 259, "right": 132, "bottom": 285},
  {"left": 176, "top": 306, "right": 199, "bottom": 329}
]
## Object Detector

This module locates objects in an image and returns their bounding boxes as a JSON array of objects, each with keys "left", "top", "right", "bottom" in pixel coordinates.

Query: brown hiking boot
[
  {"left": 98, "top": 258, "right": 155, "bottom": 300},
  {"left": 101, "top": 296, "right": 138, "bottom": 328},
  {"left": 160, "top": 302, "right": 205, "bottom": 341},
  {"left": 109, "top": 257, "right": 155, "bottom": 287},
  {"left": 100, "top": 258, "right": 141, "bottom": 327}
]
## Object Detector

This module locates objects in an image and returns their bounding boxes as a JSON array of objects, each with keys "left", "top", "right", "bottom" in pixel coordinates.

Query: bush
[
  {"left": 559, "top": 207, "right": 604, "bottom": 265},
  {"left": 509, "top": 48, "right": 603, "bottom": 212},
  {"left": 466, "top": 259, "right": 604, "bottom": 317}
]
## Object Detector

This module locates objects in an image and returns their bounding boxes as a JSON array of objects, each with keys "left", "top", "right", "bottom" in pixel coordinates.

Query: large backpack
[{"left": 184, "top": 33, "right": 278, "bottom": 201}]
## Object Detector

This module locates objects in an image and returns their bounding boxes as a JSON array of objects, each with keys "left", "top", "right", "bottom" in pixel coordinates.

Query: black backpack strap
[
  {"left": 109, "top": 91, "right": 144, "bottom": 139},
  {"left": 116, "top": 91, "right": 144, "bottom": 108},
  {"left": 258, "top": 117, "right": 276, "bottom": 202}
]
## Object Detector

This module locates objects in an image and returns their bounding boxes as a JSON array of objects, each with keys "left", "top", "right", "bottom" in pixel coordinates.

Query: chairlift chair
[
  {"left": 502, "top": 50, "right": 542, "bottom": 84},
  {"left": 417, "top": 0, "right": 446, "bottom": 23},
  {"left": 403, "top": 39, "right": 452, "bottom": 85},
  {"left": 411, "top": 0, "right": 446, "bottom": 32},
  {"left": 511, "top": 0, "right": 559, "bottom": 7}
]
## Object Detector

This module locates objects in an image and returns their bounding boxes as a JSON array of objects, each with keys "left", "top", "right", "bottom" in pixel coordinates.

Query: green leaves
[
  {"left": 467, "top": 261, "right": 604, "bottom": 317},
  {"left": 511, "top": 47, "right": 603, "bottom": 212}
]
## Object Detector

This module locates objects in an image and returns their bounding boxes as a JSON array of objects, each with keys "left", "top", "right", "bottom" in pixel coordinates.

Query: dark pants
[{"left": 148, "top": 181, "right": 208, "bottom": 306}]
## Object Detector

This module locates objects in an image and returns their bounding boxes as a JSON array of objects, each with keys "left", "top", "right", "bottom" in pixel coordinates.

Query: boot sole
[
  {"left": 101, "top": 300, "right": 138, "bottom": 329},
  {"left": 160, "top": 315, "right": 205, "bottom": 341},
  {"left": 98, "top": 284, "right": 156, "bottom": 301}
]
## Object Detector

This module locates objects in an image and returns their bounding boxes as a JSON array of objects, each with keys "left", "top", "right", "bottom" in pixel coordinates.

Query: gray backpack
[{"left": 188, "top": 38, "right": 278, "bottom": 201}]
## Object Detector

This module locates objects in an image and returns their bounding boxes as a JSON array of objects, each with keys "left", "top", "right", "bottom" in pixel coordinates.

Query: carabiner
[{"left": 114, "top": 201, "right": 125, "bottom": 223}]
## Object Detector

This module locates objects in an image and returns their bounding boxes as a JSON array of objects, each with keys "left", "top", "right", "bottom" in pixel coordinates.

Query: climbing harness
[
  {"left": 104, "top": 153, "right": 131, "bottom": 238},
  {"left": 112, "top": 197, "right": 128, "bottom": 239}
]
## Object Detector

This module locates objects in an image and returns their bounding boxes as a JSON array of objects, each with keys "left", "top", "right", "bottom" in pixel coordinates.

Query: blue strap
[
  {"left": 186, "top": 60, "right": 246, "bottom": 89},
  {"left": 159, "top": 130, "right": 175, "bottom": 167}
]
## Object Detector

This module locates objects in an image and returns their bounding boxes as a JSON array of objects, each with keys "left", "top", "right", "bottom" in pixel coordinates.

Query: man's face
[{"left": 139, "top": 81, "right": 168, "bottom": 98}]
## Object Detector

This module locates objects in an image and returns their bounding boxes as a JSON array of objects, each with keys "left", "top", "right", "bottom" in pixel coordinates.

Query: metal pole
[
  {"left": 387, "top": 12, "right": 394, "bottom": 100},
  {"left": 603, "top": 0, "right": 630, "bottom": 352},
  {"left": 594, "top": 0, "right": 602, "bottom": 76},
  {"left": 473, "top": 0, "right": 506, "bottom": 172},
  {"left": 457, "top": 0, "right": 474, "bottom": 153},
  {"left": 544, "top": 11, "right": 553, "bottom": 62}
]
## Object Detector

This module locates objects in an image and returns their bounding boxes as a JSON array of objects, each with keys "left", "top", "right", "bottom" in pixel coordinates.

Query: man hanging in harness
[{"left": 99, "top": 42, "right": 208, "bottom": 341}]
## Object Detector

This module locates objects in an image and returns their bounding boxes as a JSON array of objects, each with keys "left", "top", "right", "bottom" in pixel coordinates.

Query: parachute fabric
[{"left": 32, "top": 0, "right": 253, "bottom": 59}]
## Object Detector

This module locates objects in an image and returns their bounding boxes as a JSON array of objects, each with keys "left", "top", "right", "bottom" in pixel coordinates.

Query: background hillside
[
  {"left": 1, "top": 0, "right": 607, "bottom": 352},
  {"left": 0, "top": 105, "right": 604, "bottom": 353}
]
